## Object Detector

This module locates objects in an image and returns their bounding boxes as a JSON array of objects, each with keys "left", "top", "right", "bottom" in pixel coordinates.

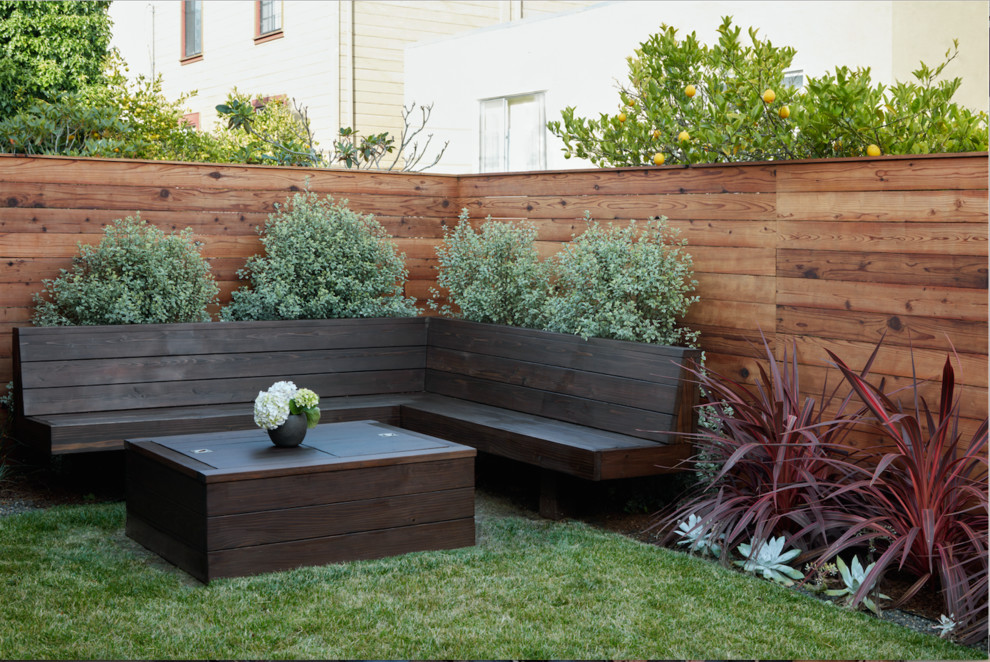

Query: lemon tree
[{"left": 548, "top": 16, "right": 988, "bottom": 166}]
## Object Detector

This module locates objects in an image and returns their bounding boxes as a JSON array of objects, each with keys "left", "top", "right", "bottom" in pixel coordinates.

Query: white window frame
[{"left": 479, "top": 92, "right": 547, "bottom": 173}]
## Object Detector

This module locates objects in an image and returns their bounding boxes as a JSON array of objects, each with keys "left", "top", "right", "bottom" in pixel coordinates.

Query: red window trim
[
  {"left": 251, "top": 94, "right": 287, "bottom": 110},
  {"left": 254, "top": 0, "right": 284, "bottom": 44},
  {"left": 180, "top": 0, "right": 203, "bottom": 64}
]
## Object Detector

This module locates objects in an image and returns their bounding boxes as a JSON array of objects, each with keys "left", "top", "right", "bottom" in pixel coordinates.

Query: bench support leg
[{"left": 539, "top": 469, "right": 567, "bottom": 520}]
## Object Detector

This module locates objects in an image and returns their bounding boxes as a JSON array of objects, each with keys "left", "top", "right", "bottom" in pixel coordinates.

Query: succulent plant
[
  {"left": 674, "top": 513, "right": 723, "bottom": 556},
  {"left": 824, "top": 555, "right": 891, "bottom": 616},
  {"left": 734, "top": 536, "right": 805, "bottom": 586}
]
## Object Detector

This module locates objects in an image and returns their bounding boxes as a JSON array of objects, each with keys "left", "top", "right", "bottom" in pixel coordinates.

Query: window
[
  {"left": 480, "top": 93, "right": 546, "bottom": 172},
  {"left": 782, "top": 69, "right": 805, "bottom": 90},
  {"left": 257, "top": 1, "right": 283, "bottom": 38},
  {"left": 182, "top": 0, "right": 202, "bottom": 62},
  {"left": 181, "top": 112, "right": 201, "bottom": 129}
]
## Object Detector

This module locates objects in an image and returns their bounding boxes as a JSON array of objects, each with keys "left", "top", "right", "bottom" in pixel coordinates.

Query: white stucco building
[{"left": 404, "top": 0, "right": 989, "bottom": 172}]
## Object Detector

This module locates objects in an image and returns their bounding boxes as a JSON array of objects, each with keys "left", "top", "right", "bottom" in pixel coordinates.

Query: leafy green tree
[
  {"left": 0, "top": 54, "right": 227, "bottom": 161},
  {"left": 0, "top": 1, "right": 112, "bottom": 116},
  {"left": 549, "top": 16, "right": 988, "bottom": 166}
]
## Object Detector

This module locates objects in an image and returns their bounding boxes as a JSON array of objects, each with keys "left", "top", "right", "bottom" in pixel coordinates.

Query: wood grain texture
[
  {"left": 777, "top": 249, "right": 988, "bottom": 289},
  {"left": 2, "top": 153, "right": 986, "bottom": 438}
]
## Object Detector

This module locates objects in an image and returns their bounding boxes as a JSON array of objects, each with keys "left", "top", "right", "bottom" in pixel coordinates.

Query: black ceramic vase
[{"left": 267, "top": 413, "right": 307, "bottom": 447}]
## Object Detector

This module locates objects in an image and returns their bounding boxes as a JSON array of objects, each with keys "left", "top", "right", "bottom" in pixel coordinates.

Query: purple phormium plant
[
  {"left": 652, "top": 333, "right": 988, "bottom": 645},
  {"left": 651, "top": 333, "right": 876, "bottom": 561},
  {"left": 816, "top": 351, "right": 988, "bottom": 646}
]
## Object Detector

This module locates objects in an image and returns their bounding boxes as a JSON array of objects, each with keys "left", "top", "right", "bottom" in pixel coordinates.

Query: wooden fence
[{"left": 1, "top": 152, "right": 986, "bottom": 442}]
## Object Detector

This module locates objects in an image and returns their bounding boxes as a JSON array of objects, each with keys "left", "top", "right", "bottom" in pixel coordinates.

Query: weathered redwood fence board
[{"left": 1, "top": 153, "right": 986, "bottom": 438}]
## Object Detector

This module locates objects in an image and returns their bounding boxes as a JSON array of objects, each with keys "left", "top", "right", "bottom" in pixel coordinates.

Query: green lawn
[{"left": 0, "top": 495, "right": 981, "bottom": 660}]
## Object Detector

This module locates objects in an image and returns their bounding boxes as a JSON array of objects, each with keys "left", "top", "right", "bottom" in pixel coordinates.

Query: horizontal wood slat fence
[{"left": 1, "top": 153, "right": 986, "bottom": 443}]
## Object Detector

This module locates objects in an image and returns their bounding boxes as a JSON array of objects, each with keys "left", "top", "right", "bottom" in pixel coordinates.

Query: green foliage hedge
[
  {"left": 544, "top": 215, "right": 699, "bottom": 346},
  {"left": 32, "top": 216, "right": 219, "bottom": 326},
  {"left": 433, "top": 211, "right": 698, "bottom": 347},
  {"left": 430, "top": 210, "right": 549, "bottom": 328},
  {"left": 221, "top": 193, "right": 418, "bottom": 321}
]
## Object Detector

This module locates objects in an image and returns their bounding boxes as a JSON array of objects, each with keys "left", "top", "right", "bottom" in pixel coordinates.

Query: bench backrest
[
  {"left": 425, "top": 318, "right": 700, "bottom": 442},
  {"left": 14, "top": 318, "right": 427, "bottom": 418}
]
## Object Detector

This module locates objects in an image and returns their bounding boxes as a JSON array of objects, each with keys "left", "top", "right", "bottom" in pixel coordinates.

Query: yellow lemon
[
  {"left": 678, "top": 130, "right": 690, "bottom": 142},
  {"left": 778, "top": 106, "right": 790, "bottom": 119},
  {"left": 685, "top": 84, "right": 696, "bottom": 98},
  {"left": 618, "top": 112, "right": 627, "bottom": 123},
  {"left": 652, "top": 129, "right": 661, "bottom": 139},
  {"left": 762, "top": 89, "right": 776, "bottom": 103},
  {"left": 627, "top": 98, "right": 637, "bottom": 107},
  {"left": 653, "top": 152, "right": 665, "bottom": 166},
  {"left": 866, "top": 144, "right": 882, "bottom": 157}
]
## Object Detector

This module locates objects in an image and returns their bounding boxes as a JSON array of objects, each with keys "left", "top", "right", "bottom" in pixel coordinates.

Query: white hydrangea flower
[
  {"left": 267, "top": 380, "right": 298, "bottom": 400},
  {"left": 254, "top": 390, "right": 291, "bottom": 430},
  {"left": 293, "top": 388, "right": 319, "bottom": 408}
]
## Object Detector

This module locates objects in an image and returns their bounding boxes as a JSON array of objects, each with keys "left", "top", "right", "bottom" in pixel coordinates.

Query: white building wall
[
  {"left": 111, "top": 1, "right": 343, "bottom": 142},
  {"left": 405, "top": 0, "right": 984, "bottom": 173}
]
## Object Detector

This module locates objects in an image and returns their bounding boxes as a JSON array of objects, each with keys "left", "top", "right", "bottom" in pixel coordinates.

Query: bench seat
[
  {"left": 13, "top": 317, "right": 700, "bottom": 517},
  {"left": 400, "top": 394, "right": 691, "bottom": 482}
]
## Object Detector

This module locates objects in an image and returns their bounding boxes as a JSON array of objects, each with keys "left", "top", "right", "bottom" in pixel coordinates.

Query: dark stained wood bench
[{"left": 13, "top": 316, "right": 699, "bottom": 517}]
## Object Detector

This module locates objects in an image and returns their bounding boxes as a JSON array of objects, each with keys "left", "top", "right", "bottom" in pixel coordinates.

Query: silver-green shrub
[
  {"left": 430, "top": 209, "right": 550, "bottom": 328},
  {"left": 221, "top": 193, "right": 417, "bottom": 321},
  {"left": 32, "top": 215, "right": 218, "bottom": 326},
  {"left": 543, "top": 214, "right": 699, "bottom": 346}
]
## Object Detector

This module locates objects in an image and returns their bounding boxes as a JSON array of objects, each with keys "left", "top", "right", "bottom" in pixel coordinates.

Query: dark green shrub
[
  {"left": 32, "top": 216, "right": 218, "bottom": 326},
  {"left": 543, "top": 214, "right": 699, "bottom": 346},
  {"left": 221, "top": 193, "right": 417, "bottom": 321},
  {"left": 430, "top": 209, "right": 550, "bottom": 328}
]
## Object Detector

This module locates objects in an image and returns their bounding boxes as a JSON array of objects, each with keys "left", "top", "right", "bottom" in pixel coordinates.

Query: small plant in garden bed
[
  {"left": 734, "top": 536, "right": 804, "bottom": 586},
  {"left": 652, "top": 332, "right": 870, "bottom": 557},
  {"left": 815, "top": 351, "right": 988, "bottom": 645},
  {"left": 222, "top": 193, "right": 417, "bottom": 321},
  {"left": 825, "top": 555, "right": 891, "bottom": 616},
  {"left": 32, "top": 215, "right": 219, "bottom": 326}
]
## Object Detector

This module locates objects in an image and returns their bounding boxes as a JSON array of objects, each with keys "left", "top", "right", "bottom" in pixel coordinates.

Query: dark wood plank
[
  {"left": 208, "top": 487, "right": 473, "bottom": 550},
  {"left": 426, "top": 371, "right": 674, "bottom": 442},
  {"left": 207, "top": 457, "right": 473, "bottom": 515},
  {"left": 126, "top": 513, "right": 209, "bottom": 583},
  {"left": 427, "top": 345, "right": 683, "bottom": 413},
  {"left": 22, "top": 346, "right": 426, "bottom": 389},
  {"left": 597, "top": 442, "right": 694, "bottom": 480},
  {"left": 23, "top": 369, "right": 425, "bottom": 416},
  {"left": 401, "top": 405, "right": 597, "bottom": 480},
  {"left": 207, "top": 518, "right": 475, "bottom": 581},
  {"left": 428, "top": 318, "right": 700, "bottom": 380},
  {"left": 39, "top": 397, "right": 408, "bottom": 454},
  {"left": 126, "top": 448, "right": 207, "bottom": 513},
  {"left": 16, "top": 317, "right": 427, "bottom": 362}
]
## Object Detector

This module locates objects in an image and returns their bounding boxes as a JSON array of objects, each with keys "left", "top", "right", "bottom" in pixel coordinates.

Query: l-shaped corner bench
[{"left": 12, "top": 316, "right": 700, "bottom": 518}]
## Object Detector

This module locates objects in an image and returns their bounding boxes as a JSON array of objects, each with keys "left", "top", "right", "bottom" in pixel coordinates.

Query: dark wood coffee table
[{"left": 125, "top": 420, "right": 476, "bottom": 583}]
